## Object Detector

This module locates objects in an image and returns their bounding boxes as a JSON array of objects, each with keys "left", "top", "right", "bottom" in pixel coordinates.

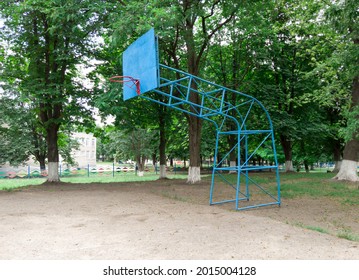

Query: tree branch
[{"left": 197, "top": 6, "right": 237, "bottom": 66}]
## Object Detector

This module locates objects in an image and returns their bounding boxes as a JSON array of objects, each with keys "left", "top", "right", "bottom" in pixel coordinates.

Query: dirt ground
[{"left": 0, "top": 179, "right": 358, "bottom": 260}]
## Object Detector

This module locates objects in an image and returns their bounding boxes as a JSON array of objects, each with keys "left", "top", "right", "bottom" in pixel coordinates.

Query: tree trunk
[
  {"left": 33, "top": 148, "right": 46, "bottom": 171},
  {"left": 152, "top": 153, "right": 156, "bottom": 166},
  {"left": 136, "top": 155, "right": 145, "bottom": 177},
  {"left": 186, "top": 73, "right": 202, "bottom": 183},
  {"left": 30, "top": 125, "right": 47, "bottom": 171},
  {"left": 183, "top": 7, "right": 202, "bottom": 183},
  {"left": 46, "top": 125, "right": 60, "bottom": 182},
  {"left": 333, "top": 161, "right": 342, "bottom": 173},
  {"left": 333, "top": 76, "right": 359, "bottom": 181},
  {"left": 332, "top": 140, "right": 342, "bottom": 173},
  {"left": 188, "top": 114, "right": 202, "bottom": 183},
  {"left": 280, "top": 135, "right": 294, "bottom": 172},
  {"left": 159, "top": 108, "right": 167, "bottom": 179},
  {"left": 178, "top": 1, "right": 235, "bottom": 183},
  {"left": 333, "top": 139, "right": 359, "bottom": 181},
  {"left": 228, "top": 133, "right": 237, "bottom": 174},
  {"left": 39, "top": 158, "right": 46, "bottom": 171},
  {"left": 229, "top": 160, "right": 236, "bottom": 173},
  {"left": 216, "top": 152, "right": 223, "bottom": 168}
]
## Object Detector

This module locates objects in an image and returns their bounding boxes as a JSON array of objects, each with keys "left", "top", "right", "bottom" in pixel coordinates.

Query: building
[{"left": 71, "top": 132, "right": 97, "bottom": 167}]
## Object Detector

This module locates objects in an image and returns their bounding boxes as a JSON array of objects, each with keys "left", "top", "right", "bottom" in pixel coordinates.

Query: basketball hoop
[{"left": 109, "top": 76, "right": 141, "bottom": 95}]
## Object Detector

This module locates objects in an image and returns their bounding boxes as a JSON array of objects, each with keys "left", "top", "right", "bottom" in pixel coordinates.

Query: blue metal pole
[
  {"left": 210, "top": 131, "right": 220, "bottom": 205},
  {"left": 245, "top": 130, "right": 250, "bottom": 201},
  {"left": 271, "top": 132, "right": 281, "bottom": 206},
  {"left": 236, "top": 131, "right": 241, "bottom": 210}
]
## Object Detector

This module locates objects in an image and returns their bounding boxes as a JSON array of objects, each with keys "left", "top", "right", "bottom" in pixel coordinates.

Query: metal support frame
[{"left": 139, "top": 64, "right": 281, "bottom": 210}]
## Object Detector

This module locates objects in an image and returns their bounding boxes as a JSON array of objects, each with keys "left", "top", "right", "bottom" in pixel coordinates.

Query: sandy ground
[{"left": 0, "top": 179, "right": 358, "bottom": 260}]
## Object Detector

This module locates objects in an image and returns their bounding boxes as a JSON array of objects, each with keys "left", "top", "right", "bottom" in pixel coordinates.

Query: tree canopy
[{"left": 1, "top": 0, "right": 358, "bottom": 182}]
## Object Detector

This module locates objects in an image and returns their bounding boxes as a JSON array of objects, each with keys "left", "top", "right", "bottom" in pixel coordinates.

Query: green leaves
[
  {"left": 0, "top": 93, "right": 44, "bottom": 166},
  {"left": 2, "top": 0, "right": 356, "bottom": 169}
]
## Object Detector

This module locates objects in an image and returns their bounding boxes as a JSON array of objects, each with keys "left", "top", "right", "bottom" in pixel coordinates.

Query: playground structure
[{"left": 113, "top": 29, "right": 281, "bottom": 210}]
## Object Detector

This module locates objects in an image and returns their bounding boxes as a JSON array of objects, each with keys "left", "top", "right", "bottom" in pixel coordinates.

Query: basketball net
[{"left": 109, "top": 76, "right": 141, "bottom": 95}]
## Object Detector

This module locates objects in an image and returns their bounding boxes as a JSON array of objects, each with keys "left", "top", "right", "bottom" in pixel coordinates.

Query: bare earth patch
[{"left": 0, "top": 179, "right": 358, "bottom": 260}]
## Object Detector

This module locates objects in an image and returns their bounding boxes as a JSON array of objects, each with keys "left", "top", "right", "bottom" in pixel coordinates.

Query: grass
[
  {"left": 157, "top": 190, "right": 190, "bottom": 203},
  {"left": 295, "top": 222, "right": 330, "bottom": 234},
  {"left": 293, "top": 221, "right": 359, "bottom": 242},
  {"left": 0, "top": 178, "right": 46, "bottom": 190},
  {"left": 337, "top": 230, "right": 359, "bottom": 242},
  {"left": 0, "top": 173, "right": 188, "bottom": 190},
  {"left": 210, "top": 171, "right": 359, "bottom": 205},
  {"left": 1, "top": 171, "right": 358, "bottom": 201},
  {"left": 278, "top": 172, "right": 359, "bottom": 205},
  {"left": 304, "top": 225, "right": 330, "bottom": 234},
  {"left": 1, "top": 171, "right": 358, "bottom": 205}
]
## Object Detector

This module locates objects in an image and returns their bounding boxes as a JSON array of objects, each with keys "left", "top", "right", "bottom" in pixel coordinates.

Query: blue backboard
[{"left": 122, "top": 28, "right": 160, "bottom": 100}]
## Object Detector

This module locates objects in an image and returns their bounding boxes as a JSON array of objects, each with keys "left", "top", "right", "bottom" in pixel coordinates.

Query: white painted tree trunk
[
  {"left": 138, "top": 171, "right": 144, "bottom": 177},
  {"left": 333, "top": 159, "right": 359, "bottom": 181},
  {"left": 229, "top": 160, "right": 237, "bottom": 173},
  {"left": 187, "top": 166, "right": 201, "bottom": 184},
  {"left": 47, "top": 162, "right": 60, "bottom": 182},
  {"left": 285, "top": 160, "right": 294, "bottom": 172},
  {"left": 333, "top": 161, "right": 342, "bottom": 173},
  {"left": 159, "top": 165, "right": 167, "bottom": 179}
]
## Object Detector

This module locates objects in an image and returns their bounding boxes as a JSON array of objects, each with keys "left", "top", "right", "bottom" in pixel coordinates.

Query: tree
[
  {"left": 166, "top": 112, "right": 189, "bottom": 167},
  {"left": 327, "top": 0, "right": 359, "bottom": 181},
  {"left": 107, "top": 0, "right": 239, "bottom": 183},
  {"left": 105, "top": 128, "right": 158, "bottom": 176},
  {"left": 171, "top": 0, "right": 239, "bottom": 183},
  {"left": 235, "top": 0, "right": 335, "bottom": 172},
  {"left": 334, "top": 82, "right": 359, "bottom": 181},
  {"left": 96, "top": 79, "right": 171, "bottom": 177},
  {"left": 0, "top": 90, "right": 81, "bottom": 169},
  {"left": 93, "top": 20, "right": 172, "bottom": 178},
  {"left": 0, "top": 0, "right": 113, "bottom": 181},
  {"left": 0, "top": 92, "right": 47, "bottom": 168},
  {"left": 205, "top": 3, "right": 269, "bottom": 171},
  {"left": 93, "top": 126, "right": 113, "bottom": 162}
]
